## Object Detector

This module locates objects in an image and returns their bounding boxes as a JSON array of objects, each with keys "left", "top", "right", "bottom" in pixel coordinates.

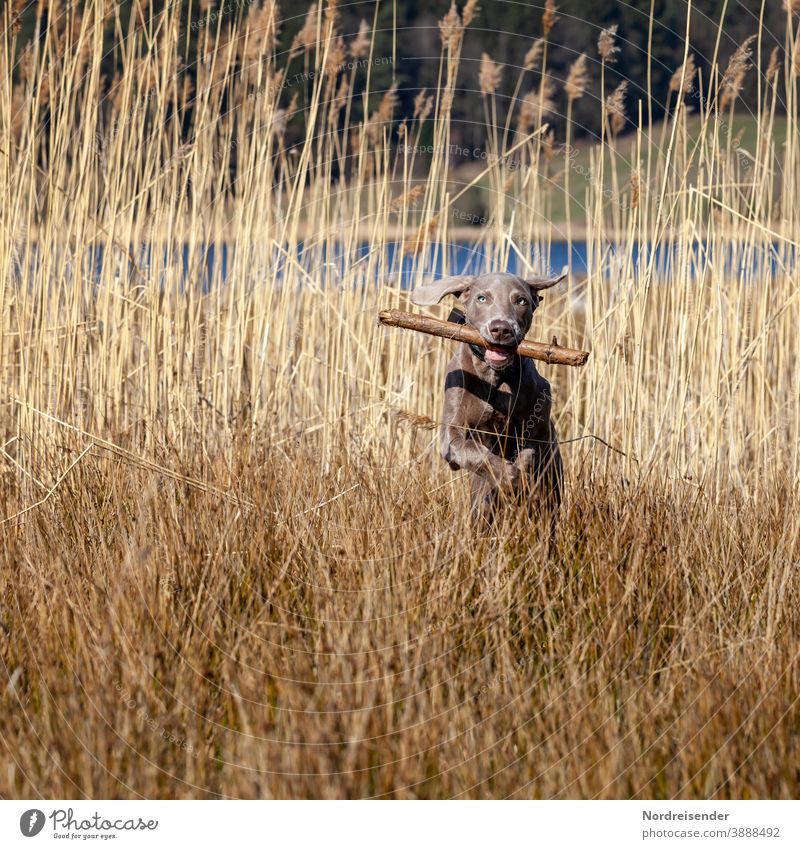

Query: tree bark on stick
[{"left": 378, "top": 309, "right": 589, "bottom": 367}]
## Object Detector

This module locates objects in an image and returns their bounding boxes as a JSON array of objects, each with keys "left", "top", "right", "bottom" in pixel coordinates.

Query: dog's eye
[
  {"left": 476, "top": 294, "right": 487, "bottom": 302},
  {"left": 516, "top": 297, "right": 529, "bottom": 306}
]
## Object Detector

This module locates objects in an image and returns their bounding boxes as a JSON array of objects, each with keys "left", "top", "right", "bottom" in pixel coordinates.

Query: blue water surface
[{"left": 79, "top": 238, "right": 793, "bottom": 291}]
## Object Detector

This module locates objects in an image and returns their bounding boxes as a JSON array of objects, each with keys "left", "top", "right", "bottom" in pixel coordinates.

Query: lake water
[{"left": 80, "top": 239, "right": 794, "bottom": 290}]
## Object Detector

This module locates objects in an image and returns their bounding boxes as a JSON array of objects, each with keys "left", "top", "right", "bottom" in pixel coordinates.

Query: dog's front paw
[{"left": 498, "top": 461, "right": 521, "bottom": 496}]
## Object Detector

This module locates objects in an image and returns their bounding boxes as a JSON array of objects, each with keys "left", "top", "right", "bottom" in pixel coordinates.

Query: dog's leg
[
  {"left": 443, "top": 426, "right": 517, "bottom": 486},
  {"left": 544, "top": 437, "right": 563, "bottom": 550},
  {"left": 515, "top": 448, "right": 557, "bottom": 506},
  {"left": 470, "top": 474, "right": 499, "bottom": 531},
  {"left": 514, "top": 425, "right": 562, "bottom": 547}
]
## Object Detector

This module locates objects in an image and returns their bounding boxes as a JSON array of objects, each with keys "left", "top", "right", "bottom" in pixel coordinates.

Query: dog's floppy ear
[
  {"left": 526, "top": 266, "right": 568, "bottom": 294},
  {"left": 410, "top": 275, "right": 476, "bottom": 306}
]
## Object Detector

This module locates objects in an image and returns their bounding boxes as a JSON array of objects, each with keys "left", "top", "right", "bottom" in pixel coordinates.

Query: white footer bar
[{"left": 2, "top": 800, "right": 798, "bottom": 848}]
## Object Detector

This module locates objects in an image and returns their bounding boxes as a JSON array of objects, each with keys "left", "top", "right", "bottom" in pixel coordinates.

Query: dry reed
[{"left": 0, "top": 0, "right": 798, "bottom": 801}]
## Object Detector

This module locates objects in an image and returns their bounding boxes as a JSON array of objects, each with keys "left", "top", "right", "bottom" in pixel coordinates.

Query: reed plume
[
  {"left": 8, "top": 0, "right": 23, "bottom": 34},
  {"left": 376, "top": 83, "right": 399, "bottom": 122},
  {"left": 523, "top": 38, "right": 545, "bottom": 71},
  {"left": 350, "top": 19, "right": 370, "bottom": 58},
  {"left": 413, "top": 89, "right": 434, "bottom": 121},
  {"left": 565, "top": 53, "right": 589, "bottom": 102},
  {"left": 767, "top": 46, "right": 780, "bottom": 83},
  {"left": 242, "top": 1, "right": 282, "bottom": 64},
  {"left": 393, "top": 409, "right": 437, "bottom": 429},
  {"left": 720, "top": 35, "right": 755, "bottom": 110},
  {"left": 669, "top": 53, "right": 697, "bottom": 96},
  {"left": 325, "top": 0, "right": 339, "bottom": 24},
  {"left": 324, "top": 34, "right": 346, "bottom": 76},
  {"left": 292, "top": 3, "right": 318, "bottom": 54},
  {"left": 479, "top": 52, "right": 503, "bottom": 96},
  {"left": 389, "top": 185, "right": 426, "bottom": 213},
  {"left": 542, "top": 0, "right": 558, "bottom": 37},
  {"left": 517, "top": 76, "right": 556, "bottom": 131},
  {"left": 328, "top": 77, "right": 348, "bottom": 126},
  {"left": 605, "top": 80, "right": 628, "bottom": 134},
  {"left": 366, "top": 83, "right": 399, "bottom": 140},
  {"left": 462, "top": 0, "right": 480, "bottom": 27},
  {"left": 598, "top": 24, "right": 619, "bottom": 63},
  {"left": 630, "top": 169, "right": 641, "bottom": 209},
  {"left": 439, "top": 3, "right": 462, "bottom": 50}
]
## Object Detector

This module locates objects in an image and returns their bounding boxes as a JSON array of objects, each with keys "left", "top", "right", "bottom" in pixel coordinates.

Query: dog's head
[{"left": 410, "top": 269, "right": 566, "bottom": 370}]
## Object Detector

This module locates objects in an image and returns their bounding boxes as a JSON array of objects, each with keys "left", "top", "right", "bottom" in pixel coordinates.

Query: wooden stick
[{"left": 378, "top": 309, "right": 590, "bottom": 367}]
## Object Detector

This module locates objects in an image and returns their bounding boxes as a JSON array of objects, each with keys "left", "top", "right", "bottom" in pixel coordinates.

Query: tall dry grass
[{"left": 0, "top": 0, "right": 798, "bottom": 798}]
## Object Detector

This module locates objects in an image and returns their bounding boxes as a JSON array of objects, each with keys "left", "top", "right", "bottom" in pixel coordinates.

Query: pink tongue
[{"left": 484, "top": 348, "right": 511, "bottom": 365}]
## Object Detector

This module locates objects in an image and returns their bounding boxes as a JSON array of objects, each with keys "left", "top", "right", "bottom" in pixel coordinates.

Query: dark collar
[{"left": 447, "top": 307, "right": 520, "bottom": 379}]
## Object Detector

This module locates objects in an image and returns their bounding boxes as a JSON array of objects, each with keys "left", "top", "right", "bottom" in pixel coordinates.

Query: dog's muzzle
[{"left": 447, "top": 308, "right": 518, "bottom": 370}]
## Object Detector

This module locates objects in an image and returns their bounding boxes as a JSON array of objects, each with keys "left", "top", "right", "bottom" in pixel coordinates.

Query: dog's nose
[{"left": 487, "top": 319, "right": 515, "bottom": 345}]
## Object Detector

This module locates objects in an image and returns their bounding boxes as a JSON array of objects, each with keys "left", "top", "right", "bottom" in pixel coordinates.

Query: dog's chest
[{"left": 477, "top": 374, "right": 549, "bottom": 437}]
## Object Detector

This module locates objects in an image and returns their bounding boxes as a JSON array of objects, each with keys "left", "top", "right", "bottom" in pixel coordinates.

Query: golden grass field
[{"left": 0, "top": 0, "right": 798, "bottom": 798}]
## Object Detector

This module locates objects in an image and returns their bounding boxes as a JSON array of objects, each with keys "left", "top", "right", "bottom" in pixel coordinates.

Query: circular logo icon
[{"left": 19, "top": 809, "right": 46, "bottom": 837}]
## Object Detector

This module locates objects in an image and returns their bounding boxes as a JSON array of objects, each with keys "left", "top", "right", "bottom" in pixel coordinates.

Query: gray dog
[{"left": 411, "top": 270, "right": 566, "bottom": 525}]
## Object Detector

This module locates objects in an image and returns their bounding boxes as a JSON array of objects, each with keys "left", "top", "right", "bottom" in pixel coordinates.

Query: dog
[{"left": 411, "top": 270, "right": 565, "bottom": 525}]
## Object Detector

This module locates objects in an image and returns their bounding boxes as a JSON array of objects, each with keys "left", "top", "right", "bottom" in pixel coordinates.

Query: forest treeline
[{"left": 10, "top": 0, "right": 791, "bottom": 149}]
